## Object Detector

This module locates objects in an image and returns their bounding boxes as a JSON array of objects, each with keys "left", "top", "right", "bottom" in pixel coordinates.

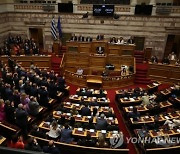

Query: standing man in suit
[
  {"left": 80, "top": 104, "right": 91, "bottom": 116},
  {"left": 96, "top": 34, "right": 104, "bottom": 40},
  {"left": 96, "top": 46, "right": 104, "bottom": 54},
  {"left": 86, "top": 36, "right": 92, "bottom": 42},
  {"left": 15, "top": 104, "right": 28, "bottom": 137},
  {"left": 60, "top": 123, "right": 73, "bottom": 143}
]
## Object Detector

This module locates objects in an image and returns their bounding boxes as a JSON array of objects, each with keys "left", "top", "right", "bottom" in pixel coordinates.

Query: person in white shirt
[
  {"left": 164, "top": 119, "right": 180, "bottom": 129},
  {"left": 76, "top": 68, "right": 83, "bottom": 75},
  {"left": 117, "top": 37, "right": 124, "bottom": 44},
  {"left": 47, "top": 121, "right": 61, "bottom": 139},
  {"left": 141, "top": 93, "right": 150, "bottom": 105},
  {"left": 168, "top": 52, "right": 177, "bottom": 61}
]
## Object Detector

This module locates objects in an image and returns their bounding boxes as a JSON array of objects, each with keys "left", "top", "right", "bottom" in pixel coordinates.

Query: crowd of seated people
[
  {"left": 110, "top": 36, "right": 134, "bottom": 44},
  {"left": 0, "top": 35, "right": 40, "bottom": 56},
  {"left": 32, "top": 87, "right": 126, "bottom": 149},
  {"left": 69, "top": 34, "right": 135, "bottom": 46},
  {"left": 117, "top": 84, "right": 180, "bottom": 149},
  {"left": 70, "top": 34, "right": 93, "bottom": 42}
]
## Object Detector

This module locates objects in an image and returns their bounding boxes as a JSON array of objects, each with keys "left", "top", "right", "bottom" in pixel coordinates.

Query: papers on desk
[
  {"left": 105, "top": 106, "right": 109, "bottom": 109},
  {"left": 90, "top": 129, "right": 95, "bottom": 133},
  {"left": 57, "top": 111, "right": 62, "bottom": 115},
  {"left": 153, "top": 83, "right": 158, "bottom": 86},
  {"left": 93, "top": 97, "right": 96, "bottom": 99},
  {"left": 109, "top": 117, "right": 113, "bottom": 120},
  {"left": 74, "top": 95, "right": 78, "bottom": 98},
  {"left": 67, "top": 113, "right": 71, "bottom": 116},
  {"left": 124, "top": 97, "right": 128, "bottom": 100},
  {"left": 101, "top": 130, "right": 106, "bottom": 134},
  {"left": 66, "top": 102, "right": 71, "bottom": 105},
  {"left": 130, "top": 98, "right": 135, "bottom": 101},
  {"left": 45, "top": 122, "right": 50, "bottom": 125},
  {"left": 83, "top": 96, "right": 87, "bottom": 99},
  {"left": 78, "top": 128, "right": 83, "bottom": 131},
  {"left": 77, "top": 115, "right": 82, "bottom": 118},
  {"left": 113, "top": 131, "right": 118, "bottom": 134},
  {"left": 145, "top": 116, "right": 149, "bottom": 119},
  {"left": 75, "top": 104, "right": 80, "bottom": 106},
  {"left": 87, "top": 116, "right": 91, "bottom": 119},
  {"left": 165, "top": 116, "right": 170, "bottom": 120},
  {"left": 177, "top": 129, "right": 180, "bottom": 133}
]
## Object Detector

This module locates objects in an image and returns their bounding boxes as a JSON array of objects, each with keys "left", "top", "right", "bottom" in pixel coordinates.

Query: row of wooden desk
[
  {"left": 130, "top": 110, "right": 180, "bottom": 125},
  {"left": 135, "top": 127, "right": 180, "bottom": 138},
  {"left": 62, "top": 102, "right": 114, "bottom": 113},
  {"left": 123, "top": 101, "right": 172, "bottom": 113},
  {"left": 39, "top": 121, "right": 119, "bottom": 139},
  {"left": 53, "top": 111, "right": 118, "bottom": 125},
  {"left": 69, "top": 95, "right": 110, "bottom": 105}
]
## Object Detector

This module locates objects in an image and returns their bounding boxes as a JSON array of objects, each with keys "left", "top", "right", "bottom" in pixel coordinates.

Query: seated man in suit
[
  {"left": 168, "top": 52, "right": 177, "bottom": 61},
  {"left": 83, "top": 118, "right": 95, "bottom": 130},
  {"left": 96, "top": 46, "right": 104, "bottom": 54},
  {"left": 60, "top": 123, "right": 73, "bottom": 143},
  {"left": 150, "top": 55, "right": 158, "bottom": 63},
  {"left": 95, "top": 113, "right": 108, "bottom": 130},
  {"left": 76, "top": 68, "right": 83, "bottom": 75},
  {"left": 96, "top": 34, "right": 104, "bottom": 40},
  {"left": 43, "top": 140, "right": 60, "bottom": 154},
  {"left": 80, "top": 104, "right": 91, "bottom": 116},
  {"left": 110, "top": 37, "right": 117, "bottom": 44},
  {"left": 162, "top": 57, "right": 170, "bottom": 64},
  {"left": 107, "top": 120, "right": 119, "bottom": 131},
  {"left": 78, "top": 132, "right": 96, "bottom": 147},
  {"left": 78, "top": 35, "right": 84, "bottom": 42},
  {"left": 86, "top": 36, "right": 92, "bottom": 42},
  {"left": 127, "top": 36, "right": 135, "bottom": 44},
  {"left": 70, "top": 34, "right": 77, "bottom": 41}
]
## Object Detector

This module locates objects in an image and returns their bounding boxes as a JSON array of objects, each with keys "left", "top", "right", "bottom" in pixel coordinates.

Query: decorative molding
[
  {"left": 14, "top": 4, "right": 43, "bottom": 10},
  {"left": 24, "top": 21, "right": 46, "bottom": 25}
]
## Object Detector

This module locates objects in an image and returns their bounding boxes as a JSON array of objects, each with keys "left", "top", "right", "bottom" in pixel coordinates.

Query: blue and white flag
[{"left": 51, "top": 17, "right": 57, "bottom": 40}]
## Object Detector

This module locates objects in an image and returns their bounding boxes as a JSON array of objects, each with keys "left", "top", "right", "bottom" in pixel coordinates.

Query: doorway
[
  {"left": 164, "top": 34, "right": 180, "bottom": 59},
  {"left": 134, "top": 37, "right": 145, "bottom": 51},
  {"left": 29, "top": 28, "right": 44, "bottom": 50}
]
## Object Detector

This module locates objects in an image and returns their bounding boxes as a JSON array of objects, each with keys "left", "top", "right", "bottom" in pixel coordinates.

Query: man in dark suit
[
  {"left": 96, "top": 46, "right": 104, "bottom": 54},
  {"left": 105, "top": 108, "right": 115, "bottom": 118},
  {"left": 15, "top": 104, "right": 28, "bottom": 136},
  {"left": 43, "top": 140, "right": 60, "bottom": 154},
  {"left": 78, "top": 35, "right": 84, "bottom": 42},
  {"left": 107, "top": 120, "right": 119, "bottom": 131},
  {"left": 86, "top": 36, "right": 92, "bottom": 42},
  {"left": 83, "top": 118, "right": 95, "bottom": 130},
  {"left": 96, "top": 113, "right": 108, "bottom": 130},
  {"left": 96, "top": 34, "right": 104, "bottom": 40},
  {"left": 70, "top": 34, "right": 77, "bottom": 41},
  {"left": 60, "top": 123, "right": 73, "bottom": 143},
  {"left": 4, "top": 84, "right": 13, "bottom": 101},
  {"left": 38, "top": 86, "right": 49, "bottom": 107},
  {"left": 80, "top": 104, "right": 91, "bottom": 116}
]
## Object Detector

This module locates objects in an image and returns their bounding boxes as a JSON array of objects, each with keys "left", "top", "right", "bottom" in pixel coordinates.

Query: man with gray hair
[
  {"left": 15, "top": 103, "right": 28, "bottom": 137},
  {"left": 96, "top": 113, "right": 108, "bottom": 130}
]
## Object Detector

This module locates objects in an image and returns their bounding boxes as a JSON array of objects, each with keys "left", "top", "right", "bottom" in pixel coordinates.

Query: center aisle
[{"left": 67, "top": 82, "right": 147, "bottom": 154}]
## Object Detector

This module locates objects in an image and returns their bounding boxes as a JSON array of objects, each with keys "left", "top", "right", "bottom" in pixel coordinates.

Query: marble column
[{"left": 131, "top": 0, "right": 137, "bottom": 6}]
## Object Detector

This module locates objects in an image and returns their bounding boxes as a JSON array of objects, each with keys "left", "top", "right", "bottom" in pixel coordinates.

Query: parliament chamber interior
[{"left": 0, "top": 0, "right": 180, "bottom": 154}]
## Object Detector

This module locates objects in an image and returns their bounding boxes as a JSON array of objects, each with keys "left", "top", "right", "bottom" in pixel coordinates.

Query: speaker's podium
[{"left": 86, "top": 75, "right": 102, "bottom": 89}]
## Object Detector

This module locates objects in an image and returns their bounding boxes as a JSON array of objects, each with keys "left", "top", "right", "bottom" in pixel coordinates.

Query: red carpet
[
  {"left": 51, "top": 56, "right": 62, "bottom": 75},
  {"left": 135, "top": 63, "right": 151, "bottom": 85}
]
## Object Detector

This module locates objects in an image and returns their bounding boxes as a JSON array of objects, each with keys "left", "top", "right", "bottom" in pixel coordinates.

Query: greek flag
[{"left": 51, "top": 17, "right": 57, "bottom": 40}]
